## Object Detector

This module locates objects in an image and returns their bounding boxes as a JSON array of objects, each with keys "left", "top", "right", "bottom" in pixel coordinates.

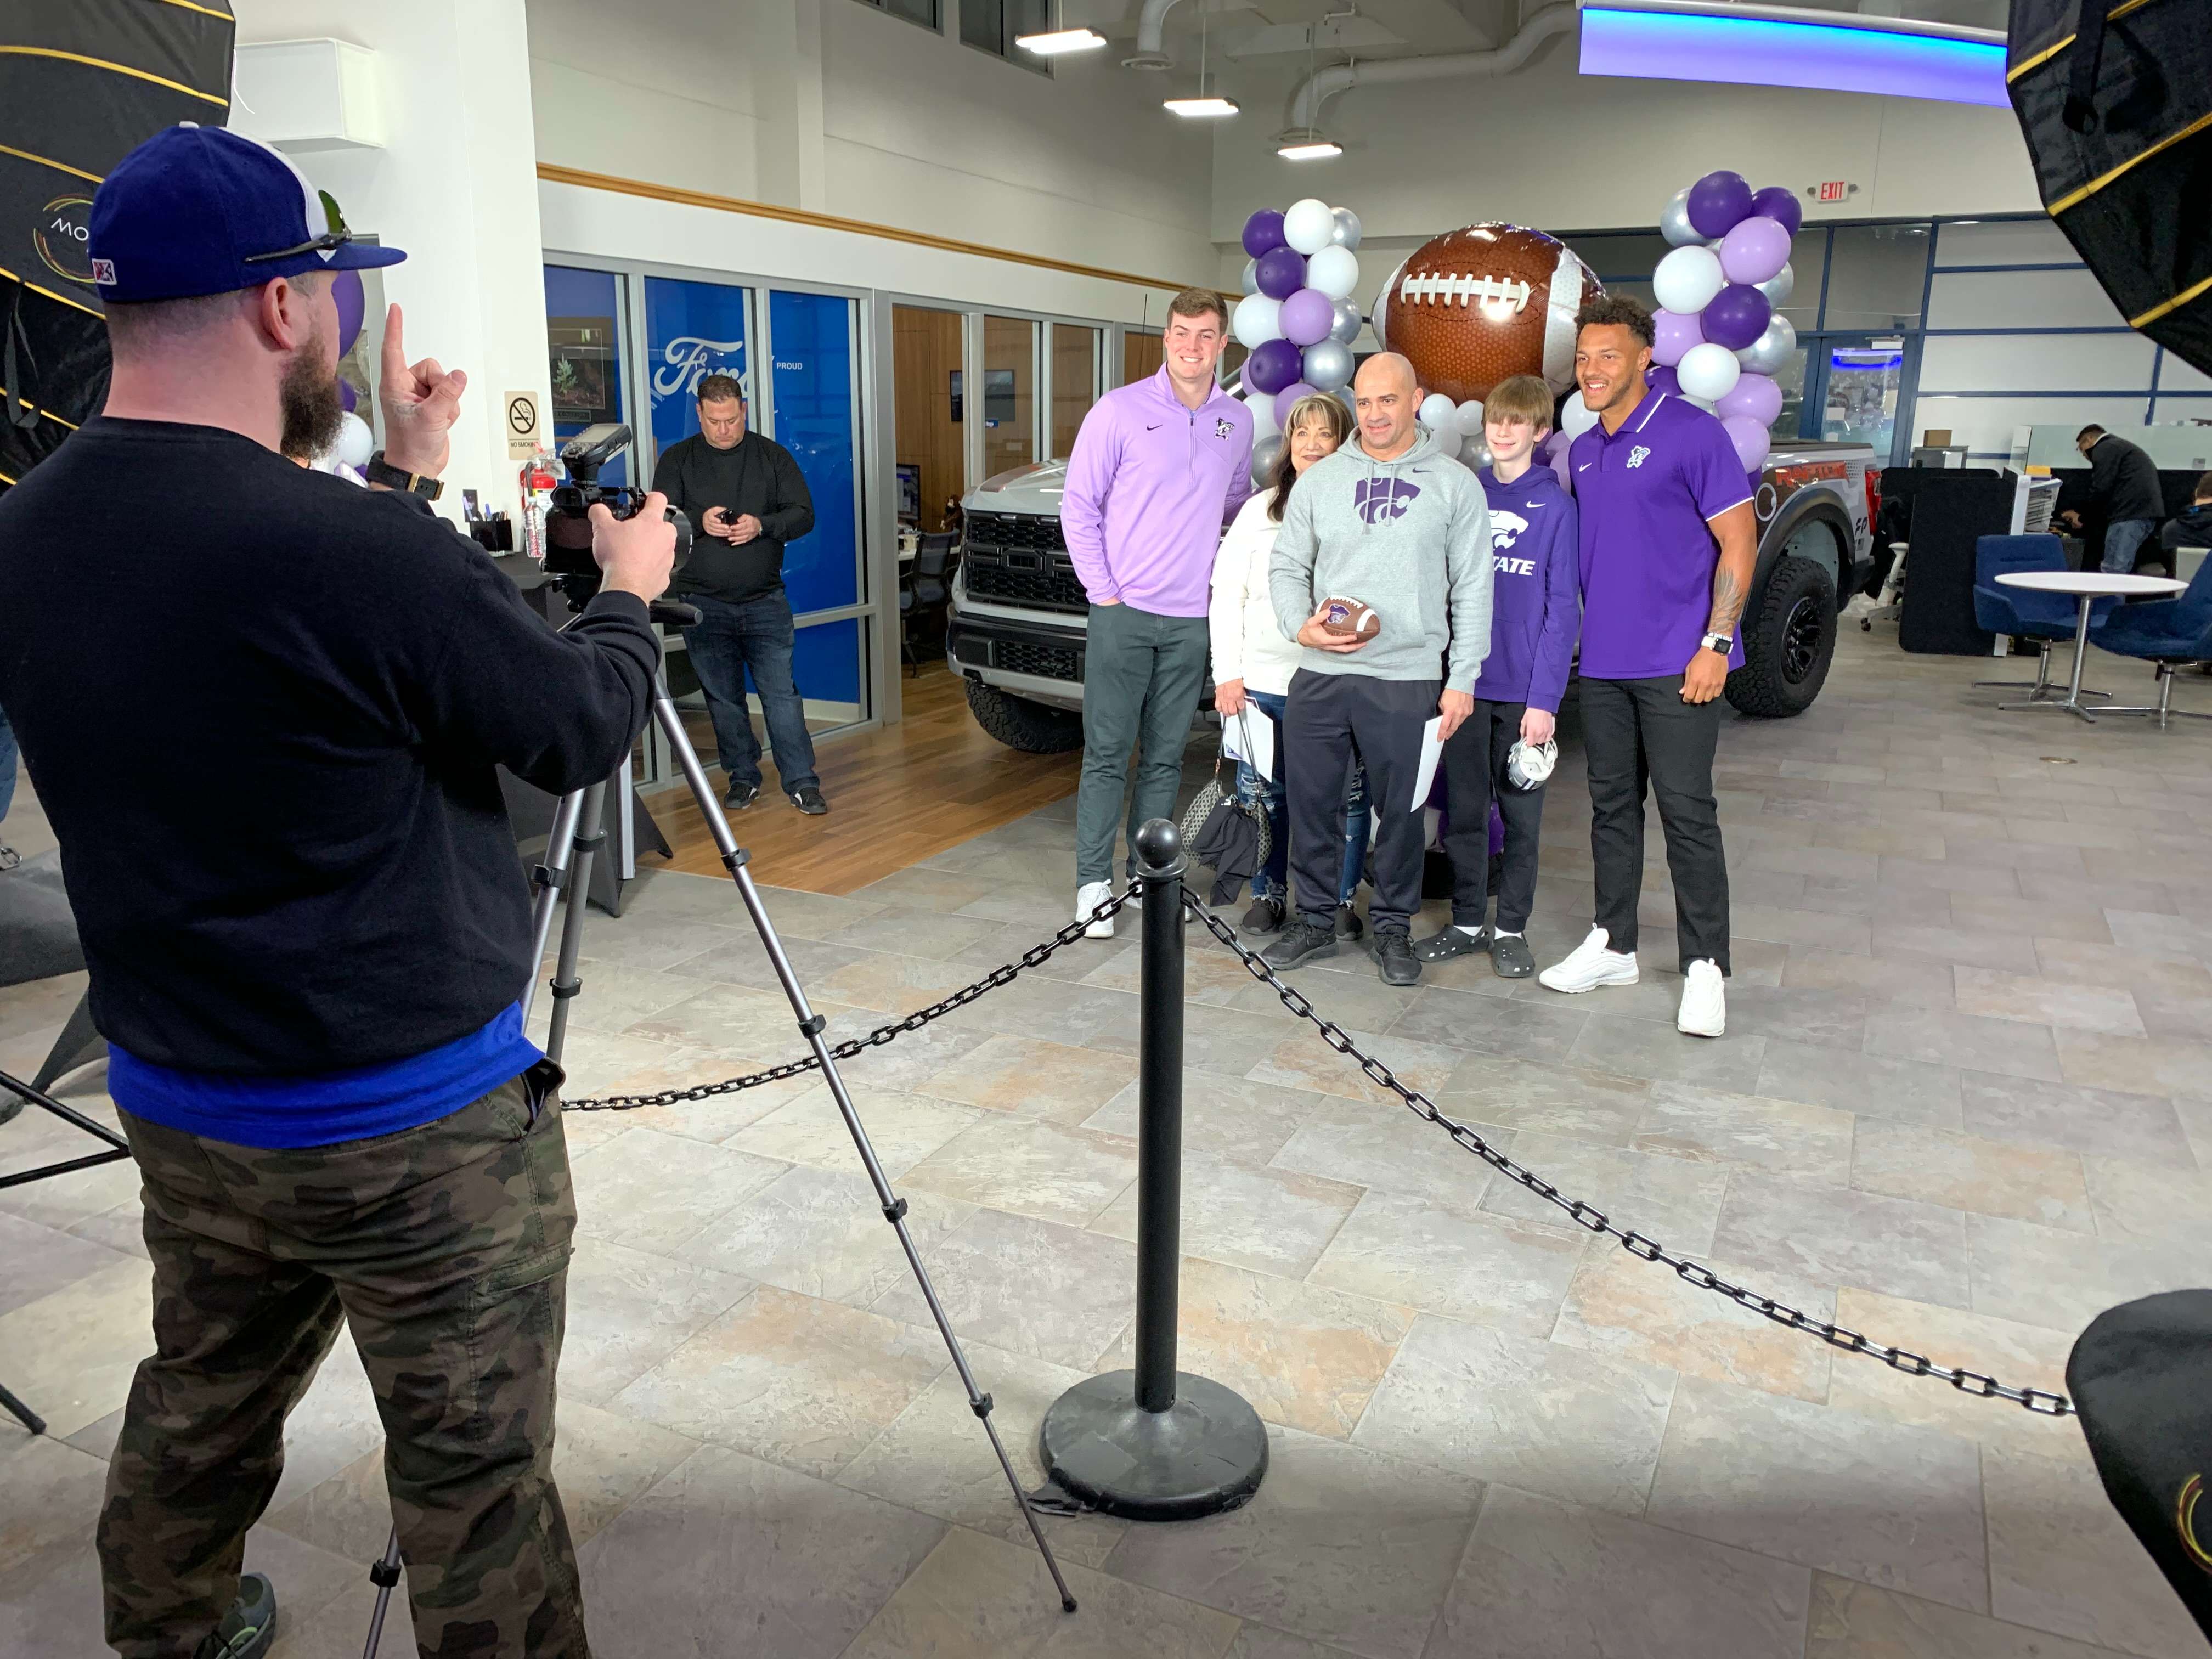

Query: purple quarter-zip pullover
[{"left": 1060, "top": 366, "right": 1254, "bottom": 618}]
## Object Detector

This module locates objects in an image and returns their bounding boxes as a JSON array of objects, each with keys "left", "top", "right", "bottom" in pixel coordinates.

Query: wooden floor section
[{"left": 646, "top": 665, "right": 1079, "bottom": 894}]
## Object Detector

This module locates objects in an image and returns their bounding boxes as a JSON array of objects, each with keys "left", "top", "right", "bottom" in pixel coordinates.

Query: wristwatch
[
  {"left": 1700, "top": 632, "right": 1734, "bottom": 655},
  {"left": 363, "top": 450, "right": 444, "bottom": 500}
]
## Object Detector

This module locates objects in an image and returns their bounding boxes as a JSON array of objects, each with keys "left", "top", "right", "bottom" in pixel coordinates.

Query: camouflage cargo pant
[{"left": 97, "top": 1061, "right": 590, "bottom": 1659}]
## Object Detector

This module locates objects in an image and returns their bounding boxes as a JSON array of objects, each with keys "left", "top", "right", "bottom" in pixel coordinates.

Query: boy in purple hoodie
[
  {"left": 1061, "top": 288, "right": 1253, "bottom": 936},
  {"left": 1415, "top": 374, "right": 1579, "bottom": 977}
]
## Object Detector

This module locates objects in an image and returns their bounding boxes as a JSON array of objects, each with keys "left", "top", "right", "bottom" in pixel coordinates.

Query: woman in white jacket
[{"left": 1210, "top": 392, "right": 1371, "bottom": 936}]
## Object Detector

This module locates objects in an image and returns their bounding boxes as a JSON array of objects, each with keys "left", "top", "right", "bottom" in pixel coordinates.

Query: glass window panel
[
  {"left": 1566, "top": 231, "right": 1672, "bottom": 285},
  {"left": 982, "top": 315, "right": 1036, "bottom": 481},
  {"left": 1767, "top": 344, "right": 1811, "bottom": 441},
  {"left": 544, "top": 265, "right": 628, "bottom": 484},
  {"left": 962, "top": 0, "right": 1046, "bottom": 56},
  {"left": 1820, "top": 342, "right": 1904, "bottom": 453},
  {"left": 1052, "top": 323, "right": 1099, "bottom": 456},
  {"left": 1821, "top": 224, "right": 1931, "bottom": 331},
  {"left": 642, "top": 274, "right": 749, "bottom": 466},
  {"left": 768, "top": 290, "right": 861, "bottom": 614},
  {"left": 1777, "top": 228, "right": 1826, "bottom": 331},
  {"left": 961, "top": 0, "right": 1001, "bottom": 49},
  {"left": 894, "top": 305, "right": 964, "bottom": 532},
  {"left": 859, "top": 0, "right": 938, "bottom": 25},
  {"left": 1124, "top": 329, "right": 1164, "bottom": 386},
  {"left": 794, "top": 617, "right": 864, "bottom": 716}
]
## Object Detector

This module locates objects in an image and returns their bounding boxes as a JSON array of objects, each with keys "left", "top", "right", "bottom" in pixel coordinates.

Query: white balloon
[
  {"left": 334, "top": 411, "right": 374, "bottom": 469},
  {"left": 1241, "top": 256, "right": 1259, "bottom": 294},
  {"left": 1302, "top": 338, "right": 1355, "bottom": 392},
  {"left": 1756, "top": 261, "right": 1793, "bottom": 306},
  {"left": 1329, "top": 297, "right": 1363, "bottom": 345},
  {"left": 1418, "top": 392, "right": 1459, "bottom": 436},
  {"left": 1659, "top": 186, "right": 1701, "bottom": 249},
  {"left": 1232, "top": 292, "right": 1283, "bottom": 349},
  {"left": 1429, "top": 420, "right": 1462, "bottom": 459},
  {"left": 1283, "top": 198, "right": 1337, "bottom": 256},
  {"left": 1652, "top": 245, "right": 1726, "bottom": 315},
  {"left": 1304, "top": 244, "right": 1360, "bottom": 301},
  {"left": 1330, "top": 206, "right": 1362, "bottom": 250},
  {"left": 1245, "top": 388, "right": 1279, "bottom": 436},
  {"left": 1558, "top": 392, "right": 1600, "bottom": 440},
  {"left": 1455, "top": 399, "right": 1487, "bottom": 438},
  {"left": 1682, "top": 394, "right": 1717, "bottom": 414},
  {"left": 1677, "top": 342, "right": 1742, "bottom": 403},
  {"left": 1735, "top": 313, "right": 1798, "bottom": 376}
]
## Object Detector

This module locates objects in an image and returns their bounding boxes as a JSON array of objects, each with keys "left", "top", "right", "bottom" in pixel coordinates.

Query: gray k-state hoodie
[{"left": 1269, "top": 422, "right": 1495, "bottom": 693}]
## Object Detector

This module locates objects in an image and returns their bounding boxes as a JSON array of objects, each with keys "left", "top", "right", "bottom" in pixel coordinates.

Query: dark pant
[
  {"left": 681, "top": 591, "right": 819, "bottom": 793},
  {"left": 1239, "top": 687, "right": 1369, "bottom": 904},
  {"left": 98, "top": 1064, "right": 588, "bottom": 1659},
  {"left": 1442, "top": 698, "right": 1545, "bottom": 932},
  {"left": 1582, "top": 674, "right": 1729, "bottom": 974},
  {"left": 1283, "top": 669, "right": 1436, "bottom": 934},
  {"left": 1076, "top": 602, "right": 1210, "bottom": 885},
  {"left": 2101, "top": 517, "right": 2158, "bottom": 575}
]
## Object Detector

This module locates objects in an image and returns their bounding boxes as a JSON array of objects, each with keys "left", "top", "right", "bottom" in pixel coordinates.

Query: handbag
[{"left": 1181, "top": 713, "right": 1272, "bottom": 903}]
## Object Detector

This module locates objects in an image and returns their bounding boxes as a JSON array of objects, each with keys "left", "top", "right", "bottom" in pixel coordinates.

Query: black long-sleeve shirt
[
  {"left": 650, "top": 431, "right": 813, "bottom": 603},
  {"left": 0, "top": 417, "right": 661, "bottom": 1074},
  {"left": 2085, "top": 433, "right": 2164, "bottom": 524}
]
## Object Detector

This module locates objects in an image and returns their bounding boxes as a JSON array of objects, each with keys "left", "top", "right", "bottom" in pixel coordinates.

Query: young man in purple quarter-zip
[
  {"left": 1538, "top": 296, "right": 1757, "bottom": 1038},
  {"left": 1062, "top": 287, "right": 1254, "bottom": 936}
]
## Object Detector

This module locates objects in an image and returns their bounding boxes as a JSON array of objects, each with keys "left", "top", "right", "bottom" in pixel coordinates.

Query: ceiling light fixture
[
  {"left": 1016, "top": 1, "right": 1106, "bottom": 55},
  {"left": 1165, "top": 3, "right": 1239, "bottom": 116},
  {"left": 1274, "top": 24, "right": 1340, "bottom": 157}
]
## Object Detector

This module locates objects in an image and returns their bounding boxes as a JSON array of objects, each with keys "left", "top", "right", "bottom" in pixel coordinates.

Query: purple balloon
[
  {"left": 1242, "top": 208, "right": 1287, "bottom": 259},
  {"left": 333, "top": 268, "right": 366, "bottom": 357},
  {"left": 339, "top": 379, "right": 358, "bottom": 414},
  {"left": 1273, "top": 380, "right": 1319, "bottom": 430},
  {"left": 1686, "top": 170, "right": 1754, "bottom": 240},
  {"left": 1279, "top": 287, "right": 1334, "bottom": 348},
  {"left": 1645, "top": 363, "right": 1682, "bottom": 396},
  {"left": 1651, "top": 308, "right": 1703, "bottom": 368},
  {"left": 1719, "top": 216, "right": 1791, "bottom": 286},
  {"left": 1550, "top": 437, "right": 1575, "bottom": 490},
  {"left": 1750, "top": 185, "right": 1803, "bottom": 238},
  {"left": 1722, "top": 413, "right": 1771, "bottom": 473},
  {"left": 1245, "top": 337, "right": 1303, "bottom": 396},
  {"left": 1716, "top": 371, "right": 1783, "bottom": 427},
  {"left": 1255, "top": 245, "right": 1306, "bottom": 301},
  {"left": 1701, "top": 284, "right": 1773, "bottom": 352}
]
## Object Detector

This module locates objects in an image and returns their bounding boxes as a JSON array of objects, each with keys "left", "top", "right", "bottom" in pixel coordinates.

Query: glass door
[{"left": 1808, "top": 335, "right": 1916, "bottom": 464}]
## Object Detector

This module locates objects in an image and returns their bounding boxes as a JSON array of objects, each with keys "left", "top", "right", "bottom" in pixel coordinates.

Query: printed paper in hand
[
  {"left": 1223, "top": 710, "right": 1274, "bottom": 781},
  {"left": 1409, "top": 716, "right": 1444, "bottom": 812}
]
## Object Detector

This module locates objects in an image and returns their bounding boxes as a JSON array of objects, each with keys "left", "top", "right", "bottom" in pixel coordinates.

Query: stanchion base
[{"left": 1039, "top": 1370, "right": 1268, "bottom": 1521}]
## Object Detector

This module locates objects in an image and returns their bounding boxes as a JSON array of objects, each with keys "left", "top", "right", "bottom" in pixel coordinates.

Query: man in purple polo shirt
[
  {"left": 1538, "top": 296, "right": 1757, "bottom": 1037},
  {"left": 1062, "top": 287, "right": 1254, "bottom": 935}
]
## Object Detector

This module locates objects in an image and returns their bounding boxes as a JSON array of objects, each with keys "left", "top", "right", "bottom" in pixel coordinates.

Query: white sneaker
[
  {"left": 1076, "top": 881, "right": 1115, "bottom": 939},
  {"left": 1678, "top": 959, "right": 1726, "bottom": 1037},
  {"left": 1538, "top": 927, "right": 1640, "bottom": 994}
]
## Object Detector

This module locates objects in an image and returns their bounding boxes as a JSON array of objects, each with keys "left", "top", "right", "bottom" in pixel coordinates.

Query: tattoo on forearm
[{"left": 1708, "top": 566, "right": 1745, "bottom": 638}]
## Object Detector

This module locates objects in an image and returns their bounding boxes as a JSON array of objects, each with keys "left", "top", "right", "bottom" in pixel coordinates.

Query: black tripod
[{"left": 359, "top": 604, "right": 1074, "bottom": 1654}]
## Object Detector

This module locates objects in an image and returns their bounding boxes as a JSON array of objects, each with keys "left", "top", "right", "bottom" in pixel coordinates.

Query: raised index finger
[{"left": 380, "top": 304, "right": 407, "bottom": 383}]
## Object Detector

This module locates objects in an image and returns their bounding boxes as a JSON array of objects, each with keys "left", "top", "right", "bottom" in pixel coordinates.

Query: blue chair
[
  {"left": 1972, "top": 535, "right": 2116, "bottom": 702},
  {"left": 2090, "top": 555, "right": 2212, "bottom": 727}
]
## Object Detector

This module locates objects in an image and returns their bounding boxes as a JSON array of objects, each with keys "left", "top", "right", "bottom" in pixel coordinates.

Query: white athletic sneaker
[
  {"left": 1538, "top": 927, "right": 1640, "bottom": 994},
  {"left": 1678, "top": 959, "right": 1726, "bottom": 1037},
  {"left": 1076, "top": 881, "right": 1115, "bottom": 939}
]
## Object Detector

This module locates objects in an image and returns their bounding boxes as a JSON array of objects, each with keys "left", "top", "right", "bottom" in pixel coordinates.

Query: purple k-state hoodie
[
  {"left": 1474, "top": 458, "right": 1579, "bottom": 713},
  {"left": 1060, "top": 366, "right": 1254, "bottom": 618}
]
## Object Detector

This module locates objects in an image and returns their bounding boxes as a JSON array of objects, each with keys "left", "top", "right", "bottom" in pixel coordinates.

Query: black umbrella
[
  {"left": 0, "top": 2, "right": 236, "bottom": 490},
  {"left": 2006, "top": 0, "right": 2212, "bottom": 376}
]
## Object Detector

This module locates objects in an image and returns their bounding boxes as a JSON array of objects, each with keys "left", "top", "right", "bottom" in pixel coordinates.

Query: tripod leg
[
  {"left": 361, "top": 1530, "right": 403, "bottom": 1657},
  {"left": 544, "top": 782, "right": 609, "bottom": 1066},
  {"left": 522, "top": 789, "right": 588, "bottom": 1029},
  {"left": 648, "top": 689, "right": 1077, "bottom": 1615},
  {"left": 0, "top": 1378, "right": 48, "bottom": 1436}
]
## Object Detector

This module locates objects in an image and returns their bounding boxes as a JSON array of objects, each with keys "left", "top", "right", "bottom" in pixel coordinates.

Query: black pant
[
  {"left": 1582, "top": 674, "right": 1729, "bottom": 974},
  {"left": 1442, "top": 698, "right": 1545, "bottom": 932},
  {"left": 1283, "top": 669, "right": 1436, "bottom": 934}
]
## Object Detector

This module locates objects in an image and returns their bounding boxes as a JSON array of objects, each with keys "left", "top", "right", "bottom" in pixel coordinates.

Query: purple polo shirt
[{"left": 1570, "top": 391, "right": 1755, "bottom": 681}]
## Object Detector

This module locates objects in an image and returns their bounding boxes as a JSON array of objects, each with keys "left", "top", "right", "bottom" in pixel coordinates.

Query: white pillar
[
  {"left": 230, "top": 0, "right": 551, "bottom": 520},
  {"left": 753, "top": 0, "right": 828, "bottom": 211}
]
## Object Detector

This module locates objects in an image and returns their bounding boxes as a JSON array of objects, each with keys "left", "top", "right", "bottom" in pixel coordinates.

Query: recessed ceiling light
[{"left": 1014, "top": 26, "right": 1107, "bottom": 54}]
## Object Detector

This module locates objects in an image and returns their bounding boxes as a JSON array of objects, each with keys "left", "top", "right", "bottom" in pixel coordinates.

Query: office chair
[
  {"left": 2090, "top": 556, "right": 2212, "bottom": 727},
  {"left": 1971, "top": 534, "right": 2115, "bottom": 701},
  {"left": 901, "top": 531, "right": 958, "bottom": 676}
]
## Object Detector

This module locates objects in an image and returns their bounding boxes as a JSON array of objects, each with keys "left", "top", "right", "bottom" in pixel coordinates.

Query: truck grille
[
  {"left": 995, "top": 640, "right": 1082, "bottom": 681},
  {"left": 962, "top": 512, "right": 1087, "bottom": 614}
]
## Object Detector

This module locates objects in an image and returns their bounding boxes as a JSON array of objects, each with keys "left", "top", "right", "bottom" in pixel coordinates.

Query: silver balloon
[
  {"left": 1302, "top": 338, "right": 1354, "bottom": 392},
  {"left": 1333, "top": 386, "right": 1357, "bottom": 417},
  {"left": 1328, "top": 296, "right": 1363, "bottom": 344},
  {"left": 1466, "top": 444, "right": 1494, "bottom": 471},
  {"left": 1735, "top": 313, "right": 1799, "bottom": 376},
  {"left": 1756, "top": 261, "right": 1794, "bottom": 306},
  {"left": 1330, "top": 206, "right": 1363, "bottom": 250},
  {"left": 1242, "top": 256, "right": 1259, "bottom": 294},
  {"left": 1251, "top": 432, "right": 1283, "bottom": 486},
  {"left": 1659, "top": 186, "right": 1701, "bottom": 248}
]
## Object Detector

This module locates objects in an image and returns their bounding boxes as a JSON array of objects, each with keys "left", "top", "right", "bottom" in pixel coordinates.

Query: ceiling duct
[
  {"left": 1125, "top": 0, "right": 1183, "bottom": 67},
  {"left": 1283, "top": 4, "right": 1577, "bottom": 133}
]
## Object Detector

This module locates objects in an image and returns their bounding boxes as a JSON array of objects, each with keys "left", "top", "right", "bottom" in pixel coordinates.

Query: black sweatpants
[
  {"left": 1442, "top": 698, "right": 1546, "bottom": 932},
  {"left": 1284, "top": 668, "right": 1437, "bottom": 934},
  {"left": 1582, "top": 674, "right": 1730, "bottom": 974}
]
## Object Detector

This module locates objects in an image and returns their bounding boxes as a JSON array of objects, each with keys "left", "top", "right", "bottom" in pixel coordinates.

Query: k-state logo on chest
[
  {"left": 1488, "top": 509, "right": 1536, "bottom": 575},
  {"left": 1215, "top": 417, "right": 1235, "bottom": 439},
  {"left": 1354, "top": 477, "right": 1421, "bottom": 524}
]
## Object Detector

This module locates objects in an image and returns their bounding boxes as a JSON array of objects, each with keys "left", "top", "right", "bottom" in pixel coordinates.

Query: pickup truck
[{"left": 946, "top": 437, "right": 1876, "bottom": 752}]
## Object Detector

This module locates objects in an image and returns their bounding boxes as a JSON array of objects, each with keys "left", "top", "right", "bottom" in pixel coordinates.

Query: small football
[
  {"left": 1375, "top": 222, "right": 1603, "bottom": 404},
  {"left": 1319, "top": 596, "right": 1381, "bottom": 641}
]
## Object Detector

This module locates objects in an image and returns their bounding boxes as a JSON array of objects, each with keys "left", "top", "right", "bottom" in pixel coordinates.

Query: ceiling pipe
[
  {"left": 1284, "top": 4, "right": 1577, "bottom": 131},
  {"left": 1125, "top": 0, "right": 1182, "bottom": 67}
]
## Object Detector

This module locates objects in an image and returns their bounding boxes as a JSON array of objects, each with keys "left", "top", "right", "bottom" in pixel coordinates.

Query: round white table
[{"left": 1994, "top": 570, "right": 2187, "bottom": 721}]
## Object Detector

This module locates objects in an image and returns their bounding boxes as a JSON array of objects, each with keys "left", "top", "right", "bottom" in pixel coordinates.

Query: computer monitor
[{"left": 896, "top": 463, "right": 921, "bottom": 524}]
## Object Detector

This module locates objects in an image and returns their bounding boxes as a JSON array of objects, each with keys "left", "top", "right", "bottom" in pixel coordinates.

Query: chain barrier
[
  {"left": 560, "top": 886, "right": 1139, "bottom": 1112},
  {"left": 1181, "top": 891, "right": 2076, "bottom": 1419}
]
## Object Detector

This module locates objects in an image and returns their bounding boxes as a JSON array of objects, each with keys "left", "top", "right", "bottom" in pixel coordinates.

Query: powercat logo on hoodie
[{"left": 1354, "top": 476, "right": 1421, "bottom": 524}]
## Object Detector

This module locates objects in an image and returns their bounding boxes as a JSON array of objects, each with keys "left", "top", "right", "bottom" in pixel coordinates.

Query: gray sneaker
[
  {"left": 195, "top": 1571, "right": 276, "bottom": 1659},
  {"left": 1488, "top": 932, "right": 1536, "bottom": 978}
]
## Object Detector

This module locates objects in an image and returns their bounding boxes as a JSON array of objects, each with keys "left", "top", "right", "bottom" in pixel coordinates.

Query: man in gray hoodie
[{"left": 1267, "top": 352, "right": 1494, "bottom": 985}]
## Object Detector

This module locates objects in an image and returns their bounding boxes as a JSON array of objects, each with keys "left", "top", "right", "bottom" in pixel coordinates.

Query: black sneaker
[
  {"left": 724, "top": 780, "right": 760, "bottom": 811},
  {"left": 1489, "top": 931, "right": 1536, "bottom": 978},
  {"left": 789, "top": 786, "right": 830, "bottom": 815},
  {"left": 1240, "top": 895, "right": 1286, "bottom": 935},
  {"left": 1414, "top": 924, "right": 1487, "bottom": 963},
  {"left": 1334, "top": 904, "right": 1364, "bottom": 941},
  {"left": 1373, "top": 929, "right": 1421, "bottom": 986},
  {"left": 194, "top": 1571, "right": 276, "bottom": 1659},
  {"left": 1262, "top": 919, "right": 1339, "bottom": 972},
  {"left": 0, "top": 844, "right": 18, "bottom": 873}
]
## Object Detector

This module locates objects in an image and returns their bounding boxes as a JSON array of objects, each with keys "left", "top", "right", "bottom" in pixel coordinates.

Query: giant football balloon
[{"left": 1377, "top": 222, "right": 1604, "bottom": 403}]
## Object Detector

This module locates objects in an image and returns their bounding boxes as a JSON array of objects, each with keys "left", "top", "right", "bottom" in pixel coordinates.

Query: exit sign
[{"left": 1814, "top": 180, "right": 1850, "bottom": 202}]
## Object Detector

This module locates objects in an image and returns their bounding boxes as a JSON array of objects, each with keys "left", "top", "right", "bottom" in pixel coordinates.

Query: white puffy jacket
[{"left": 1209, "top": 490, "right": 1305, "bottom": 698}]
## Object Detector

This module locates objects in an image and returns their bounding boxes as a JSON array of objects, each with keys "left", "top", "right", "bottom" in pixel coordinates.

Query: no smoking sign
[{"left": 504, "top": 390, "right": 543, "bottom": 459}]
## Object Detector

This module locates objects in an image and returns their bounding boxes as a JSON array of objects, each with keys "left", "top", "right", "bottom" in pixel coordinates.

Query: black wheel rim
[{"left": 1782, "top": 597, "right": 1825, "bottom": 682}]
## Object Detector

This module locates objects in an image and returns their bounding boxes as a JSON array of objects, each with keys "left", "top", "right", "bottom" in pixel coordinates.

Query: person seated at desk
[{"left": 2162, "top": 472, "right": 2212, "bottom": 561}]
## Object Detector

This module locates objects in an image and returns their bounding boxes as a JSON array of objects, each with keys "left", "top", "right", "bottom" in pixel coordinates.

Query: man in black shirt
[
  {"left": 0, "top": 126, "right": 671, "bottom": 1659},
  {"left": 2062, "top": 424, "right": 2165, "bottom": 573},
  {"left": 651, "top": 374, "right": 828, "bottom": 812}
]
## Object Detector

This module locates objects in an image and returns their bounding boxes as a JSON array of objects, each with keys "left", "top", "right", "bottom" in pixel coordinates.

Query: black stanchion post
[{"left": 1037, "top": 819, "right": 1268, "bottom": 1521}]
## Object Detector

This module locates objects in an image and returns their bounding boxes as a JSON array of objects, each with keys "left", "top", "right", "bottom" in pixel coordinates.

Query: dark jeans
[
  {"left": 2102, "top": 517, "right": 2158, "bottom": 575},
  {"left": 1583, "top": 674, "right": 1730, "bottom": 974},
  {"left": 1441, "top": 698, "right": 1545, "bottom": 932},
  {"left": 1283, "top": 669, "right": 1436, "bottom": 934},
  {"left": 681, "top": 591, "right": 818, "bottom": 793},
  {"left": 1238, "top": 687, "right": 1368, "bottom": 904},
  {"left": 1077, "top": 602, "right": 1210, "bottom": 885}
]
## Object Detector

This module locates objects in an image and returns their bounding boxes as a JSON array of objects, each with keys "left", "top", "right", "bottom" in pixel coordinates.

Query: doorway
[{"left": 893, "top": 305, "right": 964, "bottom": 534}]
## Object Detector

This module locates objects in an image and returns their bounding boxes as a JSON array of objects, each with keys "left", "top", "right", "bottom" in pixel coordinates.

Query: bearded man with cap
[{"left": 0, "top": 126, "right": 675, "bottom": 1658}]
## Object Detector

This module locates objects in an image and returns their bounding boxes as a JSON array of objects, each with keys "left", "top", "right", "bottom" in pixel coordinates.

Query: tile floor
[{"left": 5, "top": 630, "right": 2212, "bottom": 1657}]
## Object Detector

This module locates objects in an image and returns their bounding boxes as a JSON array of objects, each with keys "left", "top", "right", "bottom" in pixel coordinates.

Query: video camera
[{"left": 541, "top": 422, "right": 692, "bottom": 592}]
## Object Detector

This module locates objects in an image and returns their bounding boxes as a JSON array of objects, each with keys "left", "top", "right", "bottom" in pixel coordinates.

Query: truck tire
[
  {"left": 964, "top": 677, "right": 1085, "bottom": 753},
  {"left": 1727, "top": 554, "right": 1837, "bottom": 718}
]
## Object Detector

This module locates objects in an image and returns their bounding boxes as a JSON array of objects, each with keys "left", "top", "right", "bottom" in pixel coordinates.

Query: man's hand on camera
[
  {"left": 590, "top": 491, "right": 677, "bottom": 603},
  {"left": 376, "top": 304, "right": 467, "bottom": 480},
  {"left": 730, "top": 512, "right": 764, "bottom": 545}
]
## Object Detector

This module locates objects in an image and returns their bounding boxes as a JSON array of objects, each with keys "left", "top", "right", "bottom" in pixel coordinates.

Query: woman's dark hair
[{"left": 1266, "top": 393, "right": 1352, "bottom": 522}]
